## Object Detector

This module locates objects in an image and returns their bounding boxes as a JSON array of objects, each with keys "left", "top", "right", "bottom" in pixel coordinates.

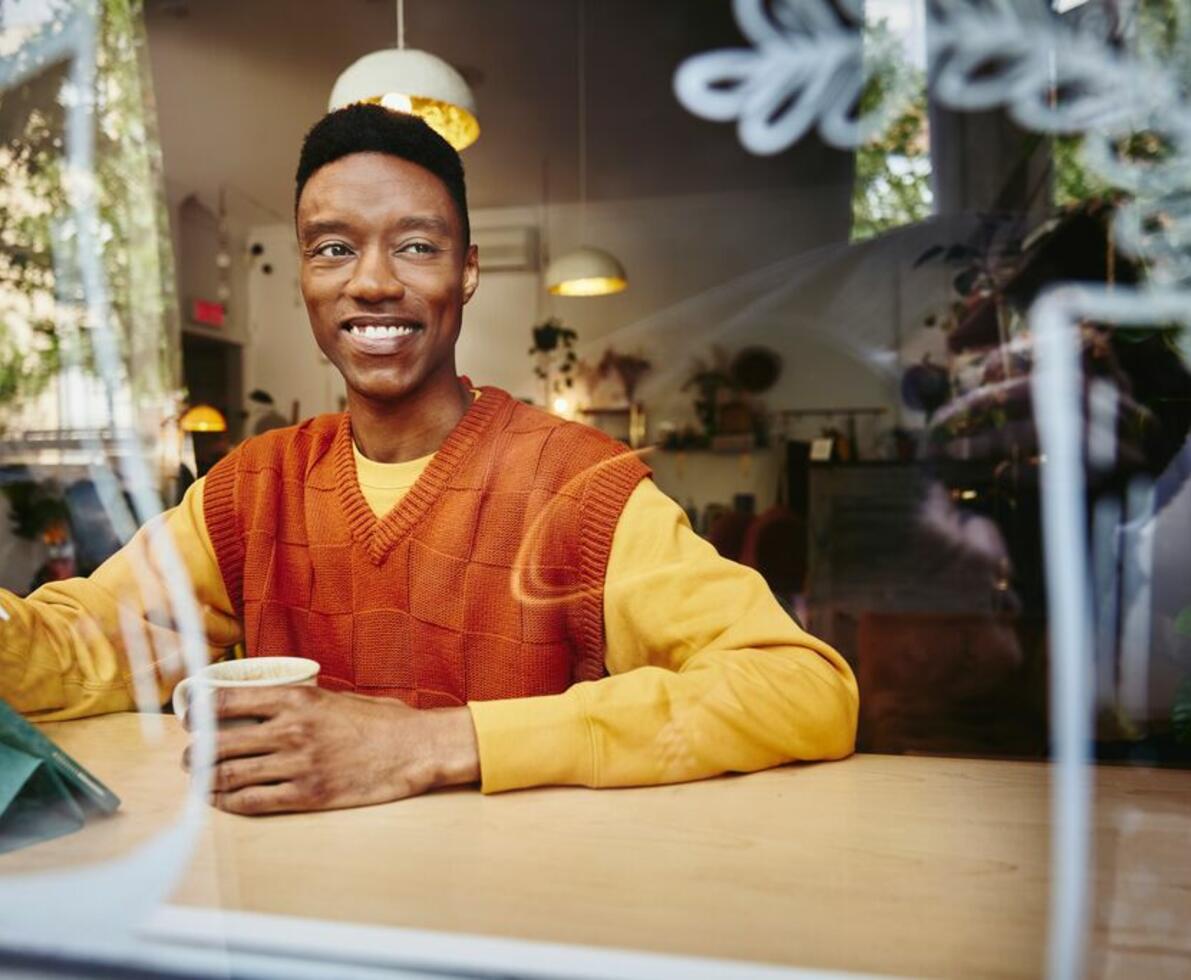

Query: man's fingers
[
  {"left": 181, "top": 718, "right": 297, "bottom": 772},
  {"left": 213, "top": 720, "right": 291, "bottom": 760},
  {"left": 214, "top": 685, "right": 311, "bottom": 721},
  {"left": 180, "top": 684, "right": 296, "bottom": 732},
  {"left": 211, "top": 752, "right": 306, "bottom": 793},
  {"left": 211, "top": 782, "right": 306, "bottom": 816}
]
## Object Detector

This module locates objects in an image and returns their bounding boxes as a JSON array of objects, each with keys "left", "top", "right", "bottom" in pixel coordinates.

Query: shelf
[{"left": 654, "top": 446, "right": 774, "bottom": 456}]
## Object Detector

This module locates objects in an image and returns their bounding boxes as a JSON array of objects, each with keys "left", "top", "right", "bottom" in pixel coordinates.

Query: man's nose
[{"left": 344, "top": 248, "right": 405, "bottom": 303}]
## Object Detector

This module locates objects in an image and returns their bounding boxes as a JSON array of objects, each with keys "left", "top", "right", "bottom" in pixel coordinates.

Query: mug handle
[{"left": 171, "top": 676, "right": 194, "bottom": 722}]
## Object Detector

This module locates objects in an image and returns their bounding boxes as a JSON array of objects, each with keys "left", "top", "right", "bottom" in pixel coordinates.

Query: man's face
[{"left": 296, "top": 152, "right": 478, "bottom": 406}]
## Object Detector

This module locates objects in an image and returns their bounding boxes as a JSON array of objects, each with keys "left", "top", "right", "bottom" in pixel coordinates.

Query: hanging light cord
[
  {"left": 396, "top": 0, "right": 406, "bottom": 50},
  {"left": 578, "top": 0, "right": 587, "bottom": 238}
]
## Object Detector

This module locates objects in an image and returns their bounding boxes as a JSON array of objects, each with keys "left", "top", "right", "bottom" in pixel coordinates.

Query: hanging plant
[{"left": 528, "top": 317, "right": 578, "bottom": 400}]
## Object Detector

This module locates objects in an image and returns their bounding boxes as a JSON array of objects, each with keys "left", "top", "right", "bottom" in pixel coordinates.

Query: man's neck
[{"left": 348, "top": 375, "right": 471, "bottom": 464}]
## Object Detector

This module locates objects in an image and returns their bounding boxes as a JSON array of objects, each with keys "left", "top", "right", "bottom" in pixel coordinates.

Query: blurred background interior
[{"left": 1, "top": 0, "right": 1189, "bottom": 765}]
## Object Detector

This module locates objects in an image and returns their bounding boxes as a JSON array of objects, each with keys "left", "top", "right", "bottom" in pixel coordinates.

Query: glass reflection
[{"left": 0, "top": 1, "right": 1188, "bottom": 978}]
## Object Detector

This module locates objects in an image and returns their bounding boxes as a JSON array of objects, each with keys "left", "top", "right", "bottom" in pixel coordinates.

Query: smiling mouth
[
  {"left": 342, "top": 319, "right": 423, "bottom": 339},
  {"left": 339, "top": 317, "right": 424, "bottom": 353}
]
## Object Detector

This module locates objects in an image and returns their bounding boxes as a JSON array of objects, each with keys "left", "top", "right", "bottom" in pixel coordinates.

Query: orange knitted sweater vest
[{"left": 201, "top": 386, "right": 650, "bottom": 707}]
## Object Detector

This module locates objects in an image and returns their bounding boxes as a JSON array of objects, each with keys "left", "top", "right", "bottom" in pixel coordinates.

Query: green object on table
[{"left": 0, "top": 698, "right": 121, "bottom": 854}]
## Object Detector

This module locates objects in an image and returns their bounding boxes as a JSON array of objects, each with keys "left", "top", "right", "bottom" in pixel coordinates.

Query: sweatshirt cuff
[{"left": 467, "top": 687, "right": 594, "bottom": 794}]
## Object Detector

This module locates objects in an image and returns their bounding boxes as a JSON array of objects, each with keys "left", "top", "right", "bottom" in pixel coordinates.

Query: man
[{"left": 0, "top": 105, "right": 857, "bottom": 814}]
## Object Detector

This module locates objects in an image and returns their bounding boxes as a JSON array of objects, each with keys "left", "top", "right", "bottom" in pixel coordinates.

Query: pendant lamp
[
  {"left": 179, "top": 404, "right": 228, "bottom": 433},
  {"left": 545, "top": 246, "right": 627, "bottom": 296},
  {"left": 328, "top": 0, "right": 479, "bottom": 151},
  {"left": 546, "top": 0, "right": 627, "bottom": 297}
]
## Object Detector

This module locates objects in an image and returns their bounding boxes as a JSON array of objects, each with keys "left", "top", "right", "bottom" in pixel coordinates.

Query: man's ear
[{"left": 461, "top": 243, "right": 479, "bottom": 305}]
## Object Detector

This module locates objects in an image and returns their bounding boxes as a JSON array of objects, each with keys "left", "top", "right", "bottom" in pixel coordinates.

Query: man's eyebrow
[
  {"left": 298, "top": 214, "right": 453, "bottom": 242},
  {"left": 393, "top": 214, "right": 452, "bottom": 236},
  {"left": 298, "top": 218, "right": 353, "bottom": 242}
]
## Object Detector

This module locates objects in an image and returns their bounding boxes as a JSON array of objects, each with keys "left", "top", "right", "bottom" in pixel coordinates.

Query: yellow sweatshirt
[{"left": 0, "top": 446, "right": 857, "bottom": 793}]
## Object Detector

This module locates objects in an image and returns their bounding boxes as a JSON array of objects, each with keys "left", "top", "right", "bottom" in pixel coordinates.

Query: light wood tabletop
[{"left": 4, "top": 713, "right": 1189, "bottom": 979}]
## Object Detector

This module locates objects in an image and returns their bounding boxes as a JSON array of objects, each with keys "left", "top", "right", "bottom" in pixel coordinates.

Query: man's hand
[{"left": 181, "top": 686, "right": 480, "bottom": 815}]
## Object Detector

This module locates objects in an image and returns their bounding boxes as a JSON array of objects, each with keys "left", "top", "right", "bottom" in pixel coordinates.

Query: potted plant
[{"left": 528, "top": 318, "right": 578, "bottom": 408}]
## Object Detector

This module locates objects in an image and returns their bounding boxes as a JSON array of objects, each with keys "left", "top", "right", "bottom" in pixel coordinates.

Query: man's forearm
[
  {"left": 0, "top": 583, "right": 132, "bottom": 718},
  {"left": 1, "top": 480, "right": 243, "bottom": 721},
  {"left": 467, "top": 645, "right": 857, "bottom": 795}
]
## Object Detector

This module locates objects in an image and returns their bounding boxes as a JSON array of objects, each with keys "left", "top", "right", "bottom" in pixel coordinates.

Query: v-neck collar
[{"left": 332, "top": 386, "right": 510, "bottom": 565}]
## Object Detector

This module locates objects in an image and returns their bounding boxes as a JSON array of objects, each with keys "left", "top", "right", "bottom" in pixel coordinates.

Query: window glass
[{"left": 1, "top": 2, "right": 1188, "bottom": 978}]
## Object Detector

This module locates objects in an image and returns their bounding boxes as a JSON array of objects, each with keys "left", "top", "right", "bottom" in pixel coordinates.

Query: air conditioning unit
[{"left": 471, "top": 225, "right": 539, "bottom": 272}]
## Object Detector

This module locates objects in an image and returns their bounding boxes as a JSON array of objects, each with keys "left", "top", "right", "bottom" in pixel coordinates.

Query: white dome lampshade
[
  {"left": 544, "top": 246, "right": 628, "bottom": 297},
  {"left": 329, "top": 48, "right": 480, "bottom": 151}
]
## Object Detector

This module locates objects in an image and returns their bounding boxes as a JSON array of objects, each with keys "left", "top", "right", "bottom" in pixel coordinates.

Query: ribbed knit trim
[
  {"left": 575, "top": 446, "right": 651, "bottom": 678},
  {"left": 333, "top": 386, "right": 513, "bottom": 565},
  {"left": 202, "top": 450, "right": 245, "bottom": 620}
]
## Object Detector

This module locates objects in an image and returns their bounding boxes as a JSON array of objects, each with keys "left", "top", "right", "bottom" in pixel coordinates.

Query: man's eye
[
  {"left": 398, "top": 241, "right": 437, "bottom": 255},
  {"left": 313, "top": 242, "right": 353, "bottom": 258}
]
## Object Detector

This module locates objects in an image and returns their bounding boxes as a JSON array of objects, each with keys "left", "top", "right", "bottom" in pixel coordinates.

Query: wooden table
[{"left": 4, "top": 714, "right": 1190, "bottom": 979}]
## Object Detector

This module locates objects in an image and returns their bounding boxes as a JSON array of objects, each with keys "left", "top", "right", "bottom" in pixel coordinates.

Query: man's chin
[
  {"left": 339, "top": 360, "right": 462, "bottom": 411},
  {"left": 345, "top": 379, "right": 418, "bottom": 405},
  {"left": 342, "top": 365, "right": 446, "bottom": 406}
]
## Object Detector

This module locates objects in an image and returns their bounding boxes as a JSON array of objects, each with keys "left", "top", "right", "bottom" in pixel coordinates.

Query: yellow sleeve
[
  {"left": 468, "top": 479, "right": 859, "bottom": 793},
  {"left": 0, "top": 478, "right": 241, "bottom": 721}
]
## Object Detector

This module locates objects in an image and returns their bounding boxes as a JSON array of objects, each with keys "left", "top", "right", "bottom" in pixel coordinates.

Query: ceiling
[{"left": 143, "top": 0, "right": 846, "bottom": 221}]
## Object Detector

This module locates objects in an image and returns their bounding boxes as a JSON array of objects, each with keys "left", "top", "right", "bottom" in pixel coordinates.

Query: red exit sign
[{"left": 191, "top": 299, "right": 226, "bottom": 327}]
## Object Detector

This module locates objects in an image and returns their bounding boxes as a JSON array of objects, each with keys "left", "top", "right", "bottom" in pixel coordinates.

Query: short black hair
[{"left": 294, "top": 104, "right": 470, "bottom": 244}]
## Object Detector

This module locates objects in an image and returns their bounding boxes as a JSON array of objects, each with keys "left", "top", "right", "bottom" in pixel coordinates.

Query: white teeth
[{"left": 349, "top": 323, "right": 415, "bottom": 337}]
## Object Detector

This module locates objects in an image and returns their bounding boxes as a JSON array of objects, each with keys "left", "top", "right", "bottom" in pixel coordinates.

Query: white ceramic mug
[{"left": 171, "top": 656, "right": 321, "bottom": 725}]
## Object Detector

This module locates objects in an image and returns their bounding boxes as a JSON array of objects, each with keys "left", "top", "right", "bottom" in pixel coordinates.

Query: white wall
[
  {"left": 463, "top": 192, "right": 965, "bottom": 461},
  {"left": 174, "top": 193, "right": 252, "bottom": 348},
  {"left": 647, "top": 448, "right": 784, "bottom": 517},
  {"left": 243, "top": 224, "right": 343, "bottom": 421}
]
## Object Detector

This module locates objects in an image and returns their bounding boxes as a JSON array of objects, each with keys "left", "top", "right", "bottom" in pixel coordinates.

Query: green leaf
[
  {"left": 1173, "top": 677, "right": 1191, "bottom": 744},
  {"left": 1175, "top": 606, "right": 1191, "bottom": 638}
]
